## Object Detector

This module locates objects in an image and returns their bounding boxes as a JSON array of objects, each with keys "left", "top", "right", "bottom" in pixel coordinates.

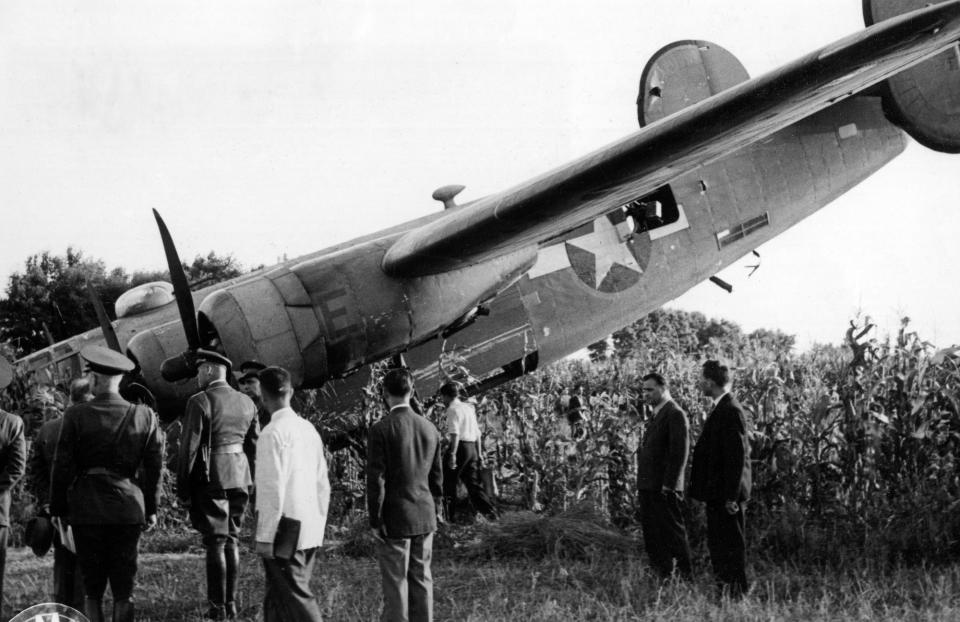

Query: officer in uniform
[
  {"left": 0, "top": 358, "right": 26, "bottom": 619},
  {"left": 50, "top": 346, "right": 163, "bottom": 622},
  {"left": 177, "top": 349, "right": 259, "bottom": 620}
]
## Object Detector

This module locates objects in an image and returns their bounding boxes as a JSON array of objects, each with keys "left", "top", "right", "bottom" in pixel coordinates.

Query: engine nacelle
[
  {"left": 197, "top": 235, "right": 536, "bottom": 388},
  {"left": 127, "top": 320, "right": 198, "bottom": 402},
  {"left": 865, "top": 0, "right": 960, "bottom": 153}
]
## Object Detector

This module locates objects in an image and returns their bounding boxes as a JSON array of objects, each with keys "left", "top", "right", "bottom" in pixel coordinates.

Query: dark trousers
[
  {"left": 53, "top": 534, "right": 85, "bottom": 609},
  {"left": 262, "top": 547, "right": 322, "bottom": 622},
  {"left": 705, "top": 502, "right": 749, "bottom": 598},
  {"left": 443, "top": 442, "right": 496, "bottom": 521},
  {"left": 73, "top": 524, "right": 142, "bottom": 600},
  {"left": 0, "top": 526, "right": 7, "bottom": 616},
  {"left": 190, "top": 487, "right": 249, "bottom": 545},
  {"left": 376, "top": 532, "right": 433, "bottom": 622},
  {"left": 191, "top": 487, "right": 249, "bottom": 609},
  {"left": 639, "top": 490, "right": 692, "bottom": 578}
]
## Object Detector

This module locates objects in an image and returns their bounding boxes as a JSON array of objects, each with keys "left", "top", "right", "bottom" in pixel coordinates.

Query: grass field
[{"left": 6, "top": 520, "right": 960, "bottom": 622}]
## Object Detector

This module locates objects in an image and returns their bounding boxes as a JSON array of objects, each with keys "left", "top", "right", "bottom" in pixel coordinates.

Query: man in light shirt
[
  {"left": 255, "top": 367, "right": 330, "bottom": 622},
  {"left": 439, "top": 382, "right": 498, "bottom": 522}
]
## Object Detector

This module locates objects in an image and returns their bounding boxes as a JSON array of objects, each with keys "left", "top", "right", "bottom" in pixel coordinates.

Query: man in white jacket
[{"left": 255, "top": 367, "right": 330, "bottom": 622}]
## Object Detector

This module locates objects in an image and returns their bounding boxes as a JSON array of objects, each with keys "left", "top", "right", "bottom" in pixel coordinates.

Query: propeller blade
[
  {"left": 86, "top": 285, "right": 122, "bottom": 352},
  {"left": 152, "top": 209, "right": 201, "bottom": 351}
]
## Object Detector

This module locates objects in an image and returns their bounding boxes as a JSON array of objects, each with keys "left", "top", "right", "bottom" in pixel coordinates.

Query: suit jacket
[
  {"left": 0, "top": 410, "right": 26, "bottom": 527},
  {"left": 27, "top": 415, "right": 62, "bottom": 505},
  {"left": 636, "top": 400, "right": 689, "bottom": 491},
  {"left": 366, "top": 405, "right": 443, "bottom": 538},
  {"left": 50, "top": 394, "right": 163, "bottom": 524},
  {"left": 689, "top": 393, "right": 752, "bottom": 503},
  {"left": 176, "top": 379, "right": 259, "bottom": 497}
]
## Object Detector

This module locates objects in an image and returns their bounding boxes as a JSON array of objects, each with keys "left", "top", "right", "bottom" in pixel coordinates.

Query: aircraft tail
[
  {"left": 636, "top": 40, "right": 749, "bottom": 128},
  {"left": 865, "top": 0, "right": 960, "bottom": 153}
]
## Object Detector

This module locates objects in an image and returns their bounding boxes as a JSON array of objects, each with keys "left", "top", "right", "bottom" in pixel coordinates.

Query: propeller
[
  {"left": 152, "top": 209, "right": 202, "bottom": 381},
  {"left": 85, "top": 284, "right": 122, "bottom": 352}
]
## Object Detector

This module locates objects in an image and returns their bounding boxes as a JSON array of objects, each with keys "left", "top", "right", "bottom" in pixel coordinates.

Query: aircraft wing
[{"left": 382, "top": 0, "right": 960, "bottom": 277}]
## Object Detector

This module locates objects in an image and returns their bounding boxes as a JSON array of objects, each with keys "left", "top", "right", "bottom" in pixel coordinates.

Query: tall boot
[
  {"left": 113, "top": 599, "right": 135, "bottom": 622},
  {"left": 224, "top": 541, "right": 240, "bottom": 619},
  {"left": 205, "top": 542, "right": 227, "bottom": 620},
  {"left": 83, "top": 598, "right": 104, "bottom": 622}
]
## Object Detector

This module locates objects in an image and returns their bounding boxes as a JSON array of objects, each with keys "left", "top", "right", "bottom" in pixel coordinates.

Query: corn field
[
  {"left": 5, "top": 311, "right": 960, "bottom": 566},
  {"left": 310, "top": 311, "right": 960, "bottom": 566}
]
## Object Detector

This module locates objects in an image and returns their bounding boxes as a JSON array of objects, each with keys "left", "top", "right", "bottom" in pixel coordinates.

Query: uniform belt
[
  {"left": 211, "top": 443, "right": 243, "bottom": 455},
  {"left": 459, "top": 440, "right": 478, "bottom": 444}
]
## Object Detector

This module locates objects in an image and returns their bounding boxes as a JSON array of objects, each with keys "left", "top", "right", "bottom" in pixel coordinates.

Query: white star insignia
[{"left": 567, "top": 218, "right": 642, "bottom": 288}]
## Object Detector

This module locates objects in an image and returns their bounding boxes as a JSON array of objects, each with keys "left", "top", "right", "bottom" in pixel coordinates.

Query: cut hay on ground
[{"left": 458, "top": 504, "right": 637, "bottom": 561}]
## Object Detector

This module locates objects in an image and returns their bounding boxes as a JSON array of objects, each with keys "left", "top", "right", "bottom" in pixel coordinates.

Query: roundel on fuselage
[
  {"left": 637, "top": 40, "right": 749, "bottom": 127},
  {"left": 864, "top": 0, "right": 960, "bottom": 153}
]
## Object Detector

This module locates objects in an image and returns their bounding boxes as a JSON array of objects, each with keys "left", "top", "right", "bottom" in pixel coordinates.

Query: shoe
[
  {"left": 205, "top": 602, "right": 226, "bottom": 620},
  {"left": 83, "top": 598, "right": 104, "bottom": 622},
  {"left": 113, "top": 599, "right": 135, "bottom": 622},
  {"left": 225, "top": 601, "right": 237, "bottom": 619}
]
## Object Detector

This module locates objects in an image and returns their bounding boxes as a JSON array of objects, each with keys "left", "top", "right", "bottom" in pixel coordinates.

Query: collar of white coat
[{"left": 271, "top": 406, "right": 297, "bottom": 421}]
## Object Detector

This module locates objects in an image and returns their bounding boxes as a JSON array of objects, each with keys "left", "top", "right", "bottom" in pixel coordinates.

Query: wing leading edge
[{"left": 382, "top": 0, "right": 960, "bottom": 278}]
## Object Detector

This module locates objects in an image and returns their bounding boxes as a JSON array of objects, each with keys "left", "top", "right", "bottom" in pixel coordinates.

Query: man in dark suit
[
  {"left": 176, "top": 349, "right": 259, "bottom": 620},
  {"left": 636, "top": 372, "right": 692, "bottom": 579},
  {"left": 50, "top": 346, "right": 163, "bottom": 622},
  {"left": 689, "top": 360, "right": 752, "bottom": 599},
  {"left": 27, "top": 377, "right": 91, "bottom": 610},
  {"left": 367, "top": 369, "right": 443, "bottom": 622},
  {"left": 0, "top": 358, "right": 26, "bottom": 619}
]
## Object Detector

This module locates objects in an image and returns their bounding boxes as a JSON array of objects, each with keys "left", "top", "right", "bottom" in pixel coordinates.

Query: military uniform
[
  {"left": 28, "top": 415, "right": 84, "bottom": 609},
  {"left": 177, "top": 360, "right": 259, "bottom": 620},
  {"left": 0, "top": 401, "right": 26, "bottom": 619},
  {"left": 50, "top": 369, "right": 162, "bottom": 622}
]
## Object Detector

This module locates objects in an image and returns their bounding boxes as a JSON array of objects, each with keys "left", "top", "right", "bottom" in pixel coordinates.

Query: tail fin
[{"left": 865, "top": 0, "right": 960, "bottom": 153}]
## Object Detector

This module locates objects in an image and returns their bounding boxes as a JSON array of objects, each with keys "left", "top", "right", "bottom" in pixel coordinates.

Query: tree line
[{"left": 0, "top": 248, "right": 246, "bottom": 356}]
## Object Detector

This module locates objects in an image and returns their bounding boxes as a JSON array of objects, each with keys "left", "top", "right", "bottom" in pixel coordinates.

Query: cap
[
  {"left": 239, "top": 360, "right": 267, "bottom": 374},
  {"left": 81, "top": 345, "right": 135, "bottom": 375},
  {"left": 194, "top": 349, "right": 233, "bottom": 371},
  {"left": 238, "top": 370, "right": 260, "bottom": 383},
  {"left": 0, "top": 358, "right": 13, "bottom": 391}
]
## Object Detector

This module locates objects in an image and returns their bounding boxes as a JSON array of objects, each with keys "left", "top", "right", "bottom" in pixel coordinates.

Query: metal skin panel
[
  {"left": 126, "top": 321, "right": 197, "bottom": 401},
  {"left": 199, "top": 283, "right": 305, "bottom": 384},
  {"left": 382, "top": 2, "right": 960, "bottom": 276},
  {"left": 866, "top": 0, "right": 960, "bottom": 152},
  {"left": 196, "top": 237, "right": 539, "bottom": 386},
  {"left": 639, "top": 41, "right": 750, "bottom": 127}
]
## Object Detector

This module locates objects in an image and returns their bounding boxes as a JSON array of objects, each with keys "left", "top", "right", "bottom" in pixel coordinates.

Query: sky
[{"left": 1, "top": 0, "right": 958, "bottom": 351}]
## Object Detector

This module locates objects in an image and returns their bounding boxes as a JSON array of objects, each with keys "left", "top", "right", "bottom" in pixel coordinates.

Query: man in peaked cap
[
  {"left": 0, "top": 358, "right": 26, "bottom": 619},
  {"left": 177, "top": 349, "right": 260, "bottom": 620},
  {"left": 237, "top": 361, "right": 270, "bottom": 429},
  {"left": 50, "top": 346, "right": 163, "bottom": 622}
]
